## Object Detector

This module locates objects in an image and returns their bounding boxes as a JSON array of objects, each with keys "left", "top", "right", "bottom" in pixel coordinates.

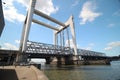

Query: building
[{"left": 0, "top": 0, "right": 5, "bottom": 37}]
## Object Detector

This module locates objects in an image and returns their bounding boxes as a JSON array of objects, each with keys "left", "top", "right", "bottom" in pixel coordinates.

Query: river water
[{"left": 40, "top": 61, "right": 120, "bottom": 80}]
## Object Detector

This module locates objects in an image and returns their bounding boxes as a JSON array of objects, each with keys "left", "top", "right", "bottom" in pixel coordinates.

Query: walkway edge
[{"left": 30, "top": 65, "right": 49, "bottom": 80}]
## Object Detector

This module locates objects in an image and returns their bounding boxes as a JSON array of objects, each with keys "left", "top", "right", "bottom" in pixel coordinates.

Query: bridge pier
[
  {"left": 65, "top": 55, "right": 79, "bottom": 65},
  {"left": 45, "top": 55, "right": 80, "bottom": 65},
  {"left": 45, "top": 55, "right": 112, "bottom": 65},
  {"left": 16, "top": 52, "right": 28, "bottom": 64},
  {"left": 45, "top": 57, "right": 53, "bottom": 64},
  {"left": 57, "top": 57, "right": 65, "bottom": 65},
  {"left": 46, "top": 57, "right": 65, "bottom": 65}
]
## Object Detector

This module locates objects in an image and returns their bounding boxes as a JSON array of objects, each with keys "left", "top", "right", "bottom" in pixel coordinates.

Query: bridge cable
[{"left": 66, "top": 27, "right": 70, "bottom": 53}]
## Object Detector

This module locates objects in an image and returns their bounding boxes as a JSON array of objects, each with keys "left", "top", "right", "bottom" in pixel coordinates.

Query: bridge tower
[{"left": 16, "top": 0, "right": 80, "bottom": 64}]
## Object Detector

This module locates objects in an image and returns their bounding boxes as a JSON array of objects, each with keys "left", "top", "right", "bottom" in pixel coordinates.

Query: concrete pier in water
[{"left": 45, "top": 55, "right": 111, "bottom": 65}]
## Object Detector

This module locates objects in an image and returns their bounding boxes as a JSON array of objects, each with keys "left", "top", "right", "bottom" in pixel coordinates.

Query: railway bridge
[
  {"left": 1, "top": 0, "right": 118, "bottom": 65},
  {"left": 0, "top": 41, "right": 112, "bottom": 65}
]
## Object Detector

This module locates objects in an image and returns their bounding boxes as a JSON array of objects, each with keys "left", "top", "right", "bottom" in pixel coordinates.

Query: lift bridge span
[
  {"left": 0, "top": 41, "right": 107, "bottom": 65},
  {"left": 26, "top": 41, "right": 105, "bottom": 58}
]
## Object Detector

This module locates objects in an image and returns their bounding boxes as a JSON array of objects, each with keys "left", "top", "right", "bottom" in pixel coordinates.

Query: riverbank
[{"left": 0, "top": 65, "right": 48, "bottom": 80}]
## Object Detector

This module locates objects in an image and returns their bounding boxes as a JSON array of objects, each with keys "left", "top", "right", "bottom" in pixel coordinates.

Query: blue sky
[{"left": 0, "top": 0, "right": 120, "bottom": 56}]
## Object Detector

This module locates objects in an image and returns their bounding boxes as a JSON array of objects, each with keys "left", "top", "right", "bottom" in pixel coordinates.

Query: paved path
[{"left": 0, "top": 66, "right": 48, "bottom": 80}]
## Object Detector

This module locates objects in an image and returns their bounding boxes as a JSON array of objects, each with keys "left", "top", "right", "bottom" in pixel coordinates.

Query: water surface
[{"left": 41, "top": 61, "right": 120, "bottom": 80}]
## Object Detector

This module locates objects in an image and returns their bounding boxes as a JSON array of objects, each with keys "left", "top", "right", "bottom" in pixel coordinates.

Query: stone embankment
[{"left": 0, "top": 65, "right": 48, "bottom": 80}]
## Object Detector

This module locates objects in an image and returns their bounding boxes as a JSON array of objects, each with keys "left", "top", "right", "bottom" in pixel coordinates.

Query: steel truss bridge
[
  {"left": 1, "top": 41, "right": 120, "bottom": 65},
  {"left": 25, "top": 41, "right": 106, "bottom": 57}
]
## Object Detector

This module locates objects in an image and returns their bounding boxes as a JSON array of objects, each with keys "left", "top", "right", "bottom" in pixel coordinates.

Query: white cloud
[
  {"left": 2, "top": 0, "right": 25, "bottom": 22},
  {"left": 79, "top": 1, "right": 102, "bottom": 25},
  {"left": 113, "top": 9, "right": 120, "bottom": 16},
  {"left": 104, "top": 41, "right": 120, "bottom": 51},
  {"left": 2, "top": 43, "right": 18, "bottom": 50},
  {"left": 108, "top": 23, "right": 115, "bottom": 27},
  {"left": 15, "top": 0, "right": 29, "bottom": 8},
  {"left": 65, "top": 39, "right": 74, "bottom": 48},
  {"left": 65, "top": 39, "right": 79, "bottom": 48},
  {"left": 16, "top": 0, "right": 59, "bottom": 15},
  {"left": 84, "top": 47, "right": 92, "bottom": 50},
  {"left": 108, "top": 41, "right": 120, "bottom": 47},
  {"left": 2, "top": 0, "right": 13, "bottom": 6},
  {"left": 83, "top": 43, "right": 95, "bottom": 50},
  {"left": 72, "top": 0, "right": 79, "bottom": 7},
  {"left": 65, "top": 40, "right": 95, "bottom": 50},
  {"left": 3, "top": 0, "right": 58, "bottom": 23},
  {"left": 89, "top": 43, "right": 95, "bottom": 46},
  {"left": 15, "top": 40, "right": 20, "bottom": 44},
  {"left": 3, "top": 6, "right": 25, "bottom": 22},
  {"left": 104, "top": 47, "right": 112, "bottom": 51}
]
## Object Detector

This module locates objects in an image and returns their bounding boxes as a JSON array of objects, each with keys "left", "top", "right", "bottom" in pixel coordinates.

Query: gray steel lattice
[{"left": 25, "top": 41, "right": 106, "bottom": 56}]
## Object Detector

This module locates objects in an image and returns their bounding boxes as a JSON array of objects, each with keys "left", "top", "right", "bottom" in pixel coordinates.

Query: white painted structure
[{"left": 20, "top": 0, "right": 78, "bottom": 55}]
